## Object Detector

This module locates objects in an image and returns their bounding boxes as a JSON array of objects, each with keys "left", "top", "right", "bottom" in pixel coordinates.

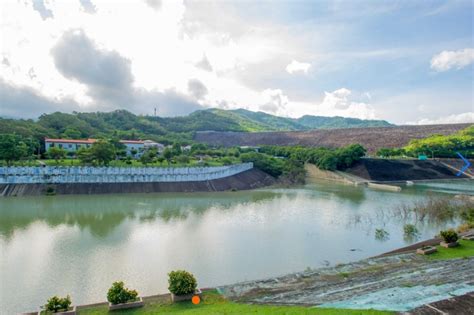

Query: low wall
[
  {"left": 0, "top": 163, "right": 253, "bottom": 184},
  {"left": 0, "top": 169, "right": 276, "bottom": 197}
]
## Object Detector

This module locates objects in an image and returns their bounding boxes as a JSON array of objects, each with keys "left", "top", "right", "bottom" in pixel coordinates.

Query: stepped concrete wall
[
  {"left": 0, "top": 168, "right": 276, "bottom": 197},
  {"left": 0, "top": 163, "right": 253, "bottom": 184}
]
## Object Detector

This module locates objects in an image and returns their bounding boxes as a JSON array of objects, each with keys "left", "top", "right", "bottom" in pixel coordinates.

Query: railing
[{"left": 0, "top": 163, "right": 253, "bottom": 184}]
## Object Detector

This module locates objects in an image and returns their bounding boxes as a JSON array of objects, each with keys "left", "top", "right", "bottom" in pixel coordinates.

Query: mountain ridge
[{"left": 0, "top": 108, "right": 394, "bottom": 143}]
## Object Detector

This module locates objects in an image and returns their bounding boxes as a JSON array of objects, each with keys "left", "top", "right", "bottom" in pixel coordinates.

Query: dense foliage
[
  {"left": 240, "top": 152, "right": 286, "bottom": 177},
  {"left": 0, "top": 109, "right": 391, "bottom": 150},
  {"left": 260, "top": 144, "right": 366, "bottom": 171},
  {"left": 44, "top": 295, "right": 72, "bottom": 313},
  {"left": 107, "top": 281, "right": 139, "bottom": 305},
  {"left": 168, "top": 270, "right": 198, "bottom": 296},
  {"left": 0, "top": 134, "right": 37, "bottom": 164},
  {"left": 377, "top": 125, "right": 474, "bottom": 158},
  {"left": 440, "top": 230, "right": 459, "bottom": 243}
]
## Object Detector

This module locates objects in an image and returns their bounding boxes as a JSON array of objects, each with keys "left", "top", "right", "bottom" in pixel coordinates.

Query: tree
[
  {"left": 140, "top": 149, "right": 157, "bottom": 165},
  {"left": 90, "top": 140, "right": 116, "bottom": 166},
  {"left": 172, "top": 143, "right": 182, "bottom": 155},
  {"left": 163, "top": 148, "right": 173, "bottom": 165},
  {"left": 47, "top": 146, "right": 67, "bottom": 163},
  {"left": 62, "top": 128, "right": 82, "bottom": 139},
  {"left": 77, "top": 147, "right": 94, "bottom": 165},
  {"left": 0, "top": 134, "right": 30, "bottom": 165},
  {"left": 110, "top": 138, "right": 127, "bottom": 159}
]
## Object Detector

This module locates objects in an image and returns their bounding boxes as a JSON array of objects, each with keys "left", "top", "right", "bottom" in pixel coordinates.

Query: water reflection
[
  {"left": 0, "top": 180, "right": 472, "bottom": 314},
  {"left": 0, "top": 191, "right": 281, "bottom": 239}
]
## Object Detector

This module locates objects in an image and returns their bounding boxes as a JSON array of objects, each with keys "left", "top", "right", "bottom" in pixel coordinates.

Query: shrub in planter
[
  {"left": 440, "top": 230, "right": 459, "bottom": 243},
  {"left": 44, "top": 295, "right": 71, "bottom": 313},
  {"left": 168, "top": 270, "right": 198, "bottom": 299},
  {"left": 107, "top": 281, "right": 138, "bottom": 305}
]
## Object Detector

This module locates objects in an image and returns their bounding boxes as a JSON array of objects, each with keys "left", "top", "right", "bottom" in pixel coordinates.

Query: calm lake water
[{"left": 1, "top": 179, "right": 473, "bottom": 313}]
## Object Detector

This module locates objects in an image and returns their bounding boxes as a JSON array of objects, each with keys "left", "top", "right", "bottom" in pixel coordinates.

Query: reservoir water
[{"left": 1, "top": 179, "right": 473, "bottom": 313}]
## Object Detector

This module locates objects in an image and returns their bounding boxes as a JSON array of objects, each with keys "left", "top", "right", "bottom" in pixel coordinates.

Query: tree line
[{"left": 376, "top": 125, "right": 474, "bottom": 158}]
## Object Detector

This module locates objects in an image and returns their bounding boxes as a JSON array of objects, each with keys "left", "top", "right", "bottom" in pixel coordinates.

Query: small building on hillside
[
  {"left": 144, "top": 140, "right": 165, "bottom": 152},
  {"left": 45, "top": 138, "right": 96, "bottom": 152},
  {"left": 119, "top": 140, "right": 145, "bottom": 156},
  {"left": 45, "top": 138, "right": 164, "bottom": 157}
]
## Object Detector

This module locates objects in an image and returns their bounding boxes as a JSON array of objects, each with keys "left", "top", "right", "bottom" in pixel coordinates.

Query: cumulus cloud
[
  {"left": 144, "top": 0, "right": 162, "bottom": 10},
  {"left": 50, "top": 29, "right": 201, "bottom": 116},
  {"left": 315, "top": 88, "right": 376, "bottom": 119},
  {"left": 259, "top": 89, "right": 289, "bottom": 114},
  {"left": 430, "top": 48, "right": 474, "bottom": 72},
  {"left": 187, "top": 79, "right": 208, "bottom": 100},
  {"left": 52, "top": 29, "right": 134, "bottom": 106},
  {"left": 32, "top": 0, "right": 53, "bottom": 20},
  {"left": 286, "top": 60, "right": 311, "bottom": 74},
  {"left": 79, "top": 0, "right": 97, "bottom": 14},
  {"left": 411, "top": 112, "right": 474, "bottom": 125},
  {"left": 195, "top": 55, "right": 213, "bottom": 72},
  {"left": 0, "top": 79, "right": 80, "bottom": 118}
]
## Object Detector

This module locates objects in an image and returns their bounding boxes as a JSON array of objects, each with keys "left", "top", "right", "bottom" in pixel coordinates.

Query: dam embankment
[
  {"left": 0, "top": 164, "right": 276, "bottom": 196},
  {"left": 345, "top": 158, "right": 471, "bottom": 182},
  {"left": 305, "top": 158, "right": 472, "bottom": 189}
]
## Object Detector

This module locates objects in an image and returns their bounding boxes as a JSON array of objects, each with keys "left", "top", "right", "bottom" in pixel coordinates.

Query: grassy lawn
[
  {"left": 78, "top": 290, "right": 393, "bottom": 315},
  {"left": 427, "top": 239, "right": 474, "bottom": 260}
]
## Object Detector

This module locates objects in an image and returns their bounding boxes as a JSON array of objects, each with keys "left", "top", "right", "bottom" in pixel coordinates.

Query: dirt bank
[
  {"left": 0, "top": 169, "right": 276, "bottom": 197},
  {"left": 195, "top": 123, "right": 471, "bottom": 153},
  {"left": 345, "top": 158, "right": 469, "bottom": 182}
]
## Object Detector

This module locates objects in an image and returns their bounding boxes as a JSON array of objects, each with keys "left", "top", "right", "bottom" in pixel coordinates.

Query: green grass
[
  {"left": 427, "top": 239, "right": 474, "bottom": 260},
  {"left": 78, "top": 290, "right": 393, "bottom": 314}
]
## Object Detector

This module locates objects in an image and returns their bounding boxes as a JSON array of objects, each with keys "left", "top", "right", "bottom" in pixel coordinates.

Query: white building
[
  {"left": 119, "top": 140, "right": 145, "bottom": 156},
  {"left": 143, "top": 140, "right": 165, "bottom": 152},
  {"left": 45, "top": 138, "right": 164, "bottom": 157},
  {"left": 45, "top": 138, "right": 95, "bottom": 152}
]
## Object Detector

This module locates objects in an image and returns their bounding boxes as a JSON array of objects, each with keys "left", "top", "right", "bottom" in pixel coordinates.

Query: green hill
[{"left": 0, "top": 108, "right": 394, "bottom": 144}]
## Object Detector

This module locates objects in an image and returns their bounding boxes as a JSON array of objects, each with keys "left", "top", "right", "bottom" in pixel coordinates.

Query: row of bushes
[{"left": 43, "top": 270, "right": 197, "bottom": 313}]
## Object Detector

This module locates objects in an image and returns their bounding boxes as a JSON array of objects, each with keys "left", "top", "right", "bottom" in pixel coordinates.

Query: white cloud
[
  {"left": 285, "top": 60, "right": 311, "bottom": 74},
  {"left": 259, "top": 89, "right": 289, "bottom": 115},
  {"left": 410, "top": 112, "right": 474, "bottom": 125},
  {"left": 430, "top": 48, "right": 474, "bottom": 72},
  {"left": 315, "top": 88, "right": 376, "bottom": 119}
]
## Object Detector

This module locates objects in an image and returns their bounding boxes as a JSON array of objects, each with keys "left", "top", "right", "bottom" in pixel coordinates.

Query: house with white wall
[
  {"left": 45, "top": 138, "right": 165, "bottom": 157},
  {"left": 45, "top": 138, "right": 96, "bottom": 152}
]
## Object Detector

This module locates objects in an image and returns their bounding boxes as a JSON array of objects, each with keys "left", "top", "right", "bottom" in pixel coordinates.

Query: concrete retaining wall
[
  {"left": 0, "top": 163, "right": 253, "bottom": 184},
  {"left": 0, "top": 169, "right": 276, "bottom": 197}
]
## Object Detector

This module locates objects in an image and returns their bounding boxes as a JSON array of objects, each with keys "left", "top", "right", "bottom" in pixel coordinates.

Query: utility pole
[{"left": 154, "top": 107, "right": 157, "bottom": 117}]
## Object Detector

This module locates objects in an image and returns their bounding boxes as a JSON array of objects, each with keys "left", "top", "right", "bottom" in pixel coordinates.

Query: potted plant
[
  {"left": 439, "top": 230, "right": 459, "bottom": 248},
  {"left": 416, "top": 245, "right": 437, "bottom": 255},
  {"left": 107, "top": 281, "right": 144, "bottom": 311},
  {"left": 40, "top": 295, "right": 76, "bottom": 314},
  {"left": 168, "top": 270, "right": 201, "bottom": 302}
]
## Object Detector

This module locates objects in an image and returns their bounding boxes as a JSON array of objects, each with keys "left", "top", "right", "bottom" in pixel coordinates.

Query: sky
[{"left": 0, "top": 0, "right": 473, "bottom": 124}]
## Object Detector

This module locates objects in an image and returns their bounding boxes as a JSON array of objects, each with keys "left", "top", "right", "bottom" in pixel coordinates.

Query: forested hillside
[{"left": 0, "top": 108, "right": 393, "bottom": 145}]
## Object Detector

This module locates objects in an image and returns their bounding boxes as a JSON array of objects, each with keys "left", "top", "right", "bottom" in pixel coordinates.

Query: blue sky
[{"left": 1, "top": 0, "right": 473, "bottom": 124}]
